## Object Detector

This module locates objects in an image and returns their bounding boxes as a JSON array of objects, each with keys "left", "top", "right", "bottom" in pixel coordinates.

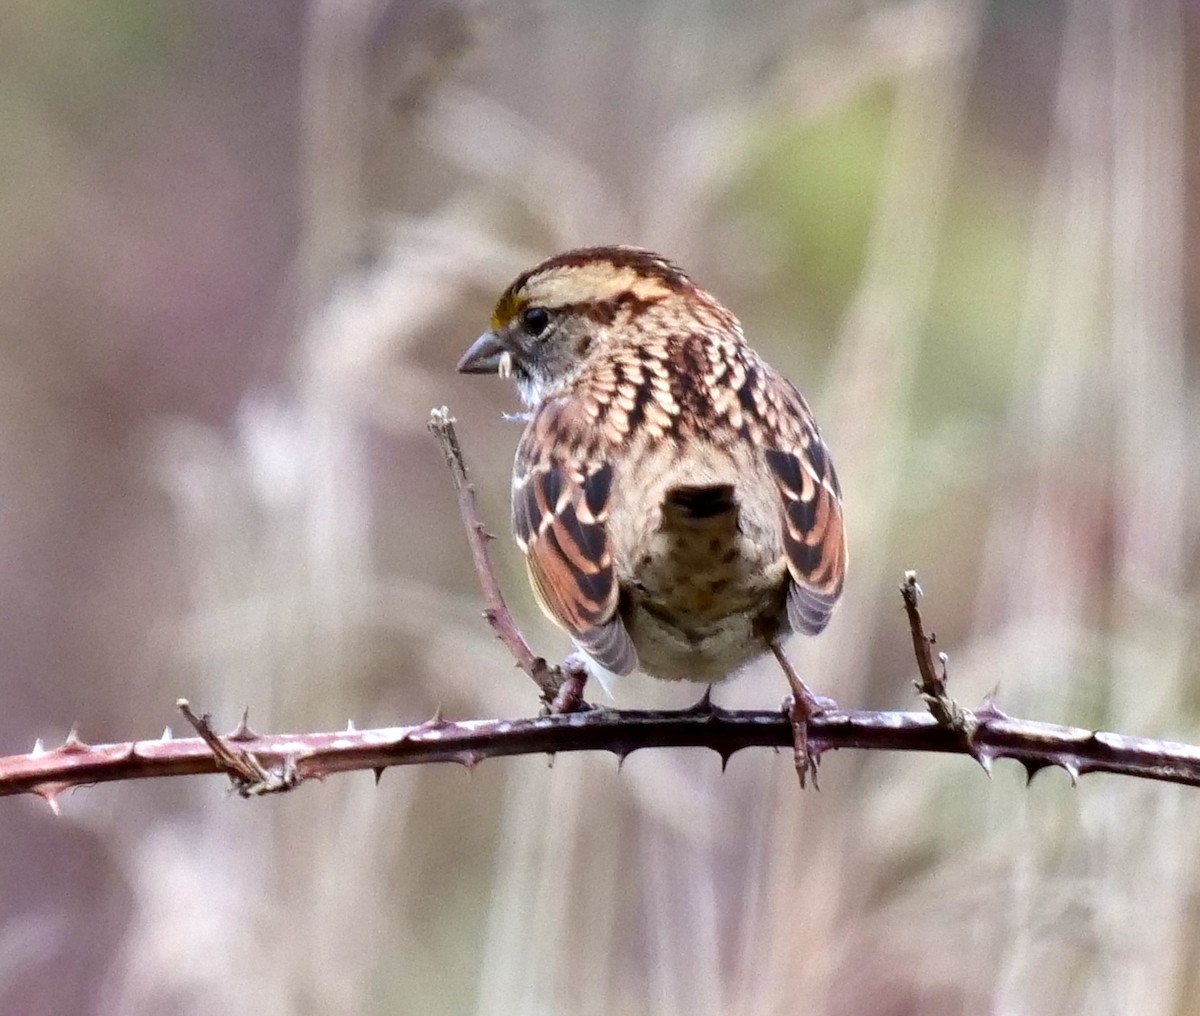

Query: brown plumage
[{"left": 458, "top": 245, "right": 846, "bottom": 713}]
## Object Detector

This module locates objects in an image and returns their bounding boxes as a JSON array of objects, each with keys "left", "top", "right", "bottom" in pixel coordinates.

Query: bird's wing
[
  {"left": 761, "top": 381, "right": 847, "bottom": 635},
  {"left": 512, "top": 399, "right": 637, "bottom": 674}
]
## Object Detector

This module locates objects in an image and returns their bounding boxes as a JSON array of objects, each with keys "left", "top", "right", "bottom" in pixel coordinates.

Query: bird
[{"left": 457, "top": 245, "right": 846, "bottom": 781}]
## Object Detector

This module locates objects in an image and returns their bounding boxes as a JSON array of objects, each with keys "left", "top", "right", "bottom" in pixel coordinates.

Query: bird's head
[{"left": 457, "top": 246, "right": 703, "bottom": 407}]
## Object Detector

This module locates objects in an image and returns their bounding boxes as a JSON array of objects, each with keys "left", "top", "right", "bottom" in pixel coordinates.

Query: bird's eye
[{"left": 522, "top": 306, "right": 551, "bottom": 337}]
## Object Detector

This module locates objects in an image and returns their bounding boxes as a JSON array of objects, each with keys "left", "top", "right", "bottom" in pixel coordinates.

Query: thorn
[
  {"left": 615, "top": 748, "right": 629, "bottom": 772},
  {"left": 685, "top": 685, "right": 715, "bottom": 715},
  {"left": 424, "top": 705, "right": 445, "bottom": 728},
  {"left": 229, "top": 708, "right": 257, "bottom": 742},
  {"left": 972, "top": 745, "right": 996, "bottom": 777},
  {"left": 33, "top": 783, "right": 66, "bottom": 816},
  {"left": 458, "top": 751, "right": 482, "bottom": 771},
  {"left": 373, "top": 767, "right": 385, "bottom": 786},
  {"left": 344, "top": 718, "right": 357, "bottom": 734},
  {"left": 718, "top": 748, "right": 735, "bottom": 773},
  {"left": 161, "top": 726, "right": 174, "bottom": 741},
  {"left": 1061, "top": 759, "right": 1080, "bottom": 787},
  {"left": 59, "top": 724, "right": 88, "bottom": 754},
  {"left": 1022, "top": 759, "right": 1050, "bottom": 786},
  {"left": 30, "top": 739, "right": 45, "bottom": 757},
  {"left": 976, "top": 694, "right": 1009, "bottom": 722}
]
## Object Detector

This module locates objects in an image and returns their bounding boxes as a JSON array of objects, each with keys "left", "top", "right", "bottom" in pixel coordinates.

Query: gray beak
[{"left": 457, "top": 331, "right": 512, "bottom": 375}]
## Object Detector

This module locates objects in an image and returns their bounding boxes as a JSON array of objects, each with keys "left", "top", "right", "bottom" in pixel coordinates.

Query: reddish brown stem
[
  {"left": 7, "top": 703, "right": 1200, "bottom": 808},
  {"left": 900, "top": 571, "right": 973, "bottom": 733},
  {"left": 428, "top": 407, "right": 560, "bottom": 701}
]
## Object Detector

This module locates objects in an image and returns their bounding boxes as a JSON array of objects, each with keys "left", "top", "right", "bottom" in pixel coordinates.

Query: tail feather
[{"left": 788, "top": 584, "right": 840, "bottom": 635}]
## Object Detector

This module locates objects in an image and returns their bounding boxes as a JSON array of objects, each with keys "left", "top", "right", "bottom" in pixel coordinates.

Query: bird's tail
[{"left": 660, "top": 483, "right": 739, "bottom": 528}]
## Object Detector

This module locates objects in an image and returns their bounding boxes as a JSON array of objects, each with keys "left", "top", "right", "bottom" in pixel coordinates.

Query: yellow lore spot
[{"left": 491, "top": 293, "right": 527, "bottom": 331}]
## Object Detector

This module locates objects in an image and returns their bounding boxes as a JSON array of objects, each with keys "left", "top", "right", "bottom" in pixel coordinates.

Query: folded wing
[
  {"left": 512, "top": 402, "right": 637, "bottom": 674},
  {"left": 762, "top": 385, "right": 847, "bottom": 635}
]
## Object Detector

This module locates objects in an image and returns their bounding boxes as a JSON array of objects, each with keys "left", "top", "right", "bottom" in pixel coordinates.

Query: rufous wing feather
[
  {"left": 763, "top": 399, "right": 846, "bottom": 636},
  {"left": 512, "top": 406, "right": 637, "bottom": 675}
]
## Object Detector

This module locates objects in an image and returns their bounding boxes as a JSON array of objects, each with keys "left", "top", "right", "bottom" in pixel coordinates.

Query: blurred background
[{"left": 2, "top": 0, "right": 1199, "bottom": 1012}]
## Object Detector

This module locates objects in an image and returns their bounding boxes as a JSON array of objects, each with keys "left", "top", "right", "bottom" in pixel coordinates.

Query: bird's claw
[{"left": 782, "top": 690, "right": 836, "bottom": 789}]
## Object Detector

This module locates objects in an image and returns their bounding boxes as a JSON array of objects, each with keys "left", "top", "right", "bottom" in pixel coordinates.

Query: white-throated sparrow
[{"left": 458, "top": 246, "right": 846, "bottom": 779}]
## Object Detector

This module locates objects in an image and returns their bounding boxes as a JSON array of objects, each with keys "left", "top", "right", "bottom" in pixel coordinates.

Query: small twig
[
  {"left": 900, "top": 571, "right": 975, "bottom": 736},
  {"left": 428, "top": 406, "right": 572, "bottom": 709},
  {"left": 176, "top": 699, "right": 298, "bottom": 797}
]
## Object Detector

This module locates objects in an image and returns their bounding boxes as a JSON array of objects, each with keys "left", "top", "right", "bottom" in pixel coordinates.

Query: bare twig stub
[
  {"left": 900, "top": 571, "right": 975, "bottom": 736},
  {"left": 428, "top": 407, "right": 570, "bottom": 707}
]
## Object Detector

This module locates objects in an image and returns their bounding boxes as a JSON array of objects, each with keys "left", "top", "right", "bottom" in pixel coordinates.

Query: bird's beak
[{"left": 457, "top": 331, "right": 515, "bottom": 377}]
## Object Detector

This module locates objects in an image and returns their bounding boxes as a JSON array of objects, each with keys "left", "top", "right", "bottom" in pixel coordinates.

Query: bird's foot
[
  {"left": 544, "top": 655, "right": 593, "bottom": 715},
  {"left": 769, "top": 641, "right": 836, "bottom": 789},
  {"left": 781, "top": 688, "right": 836, "bottom": 789}
]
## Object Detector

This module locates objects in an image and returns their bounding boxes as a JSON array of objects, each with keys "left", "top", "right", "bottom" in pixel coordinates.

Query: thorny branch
[
  {"left": 5, "top": 407, "right": 1200, "bottom": 806},
  {"left": 7, "top": 688, "right": 1200, "bottom": 807}
]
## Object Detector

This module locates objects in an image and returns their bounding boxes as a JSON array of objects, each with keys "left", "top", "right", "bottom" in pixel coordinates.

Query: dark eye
[{"left": 522, "top": 306, "right": 551, "bottom": 336}]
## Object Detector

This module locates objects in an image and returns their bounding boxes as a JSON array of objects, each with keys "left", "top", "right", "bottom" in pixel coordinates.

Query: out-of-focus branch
[{"left": 6, "top": 693, "right": 1200, "bottom": 809}]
